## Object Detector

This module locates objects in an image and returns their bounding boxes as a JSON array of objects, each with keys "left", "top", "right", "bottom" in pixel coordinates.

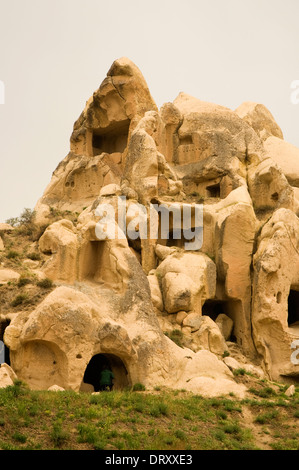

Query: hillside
[
  {"left": 1, "top": 57, "right": 299, "bottom": 425},
  {"left": 0, "top": 380, "right": 298, "bottom": 451}
]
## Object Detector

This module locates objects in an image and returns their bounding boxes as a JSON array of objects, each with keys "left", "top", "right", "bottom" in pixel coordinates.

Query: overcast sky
[{"left": 0, "top": 0, "right": 298, "bottom": 222}]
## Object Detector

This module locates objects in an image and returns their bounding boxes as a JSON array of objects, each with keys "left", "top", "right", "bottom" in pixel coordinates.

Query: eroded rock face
[
  {"left": 2, "top": 57, "right": 299, "bottom": 393},
  {"left": 252, "top": 209, "right": 299, "bottom": 381}
]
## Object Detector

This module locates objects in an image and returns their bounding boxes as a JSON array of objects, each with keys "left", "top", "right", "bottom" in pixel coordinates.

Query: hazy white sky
[{"left": 0, "top": 0, "right": 298, "bottom": 222}]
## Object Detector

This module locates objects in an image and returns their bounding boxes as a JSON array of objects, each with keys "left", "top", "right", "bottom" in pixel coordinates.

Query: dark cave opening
[
  {"left": 0, "top": 320, "right": 10, "bottom": 365},
  {"left": 92, "top": 120, "right": 130, "bottom": 156},
  {"left": 202, "top": 299, "right": 236, "bottom": 342},
  {"left": 206, "top": 183, "right": 221, "bottom": 198},
  {"left": 82, "top": 353, "right": 130, "bottom": 391},
  {"left": 288, "top": 289, "right": 299, "bottom": 326},
  {"left": 202, "top": 300, "right": 227, "bottom": 322}
]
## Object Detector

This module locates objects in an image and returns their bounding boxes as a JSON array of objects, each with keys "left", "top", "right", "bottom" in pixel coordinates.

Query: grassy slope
[{"left": 0, "top": 380, "right": 298, "bottom": 451}]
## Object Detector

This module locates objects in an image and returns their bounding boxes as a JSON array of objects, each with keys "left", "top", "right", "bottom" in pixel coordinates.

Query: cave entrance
[
  {"left": 288, "top": 289, "right": 299, "bottom": 326},
  {"left": 92, "top": 120, "right": 130, "bottom": 156},
  {"left": 0, "top": 319, "right": 10, "bottom": 365},
  {"left": 202, "top": 300, "right": 227, "bottom": 321},
  {"left": 206, "top": 183, "right": 220, "bottom": 198},
  {"left": 82, "top": 353, "right": 130, "bottom": 392},
  {"left": 202, "top": 299, "right": 236, "bottom": 342}
]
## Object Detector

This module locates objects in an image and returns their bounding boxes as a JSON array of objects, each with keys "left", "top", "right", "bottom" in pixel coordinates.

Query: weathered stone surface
[
  {"left": 235, "top": 101, "right": 283, "bottom": 141},
  {"left": 2, "top": 57, "right": 298, "bottom": 395},
  {"left": 0, "top": 269, "right": 20, "bottom": 284},
  {"left": 156, "top": 252, "right": 216, "bottom": 315},
  {"left": 285, "top": 385, "right": 295, "bottom": 397},
  {"left": 0, "top": 363, "right": 17, "bottom": 389},
  {"left": 147, "top": 273, "right": 163, "bottom": 311},
  {"left": 252, "top": 209, "right": 299, "bottom": 381},
  {"left": 216, "top": 314, "right": 234, "bottom": 341},
  {"left": 0, "top": 223, "right": 14, "bottom": 232},
  {"left": 34, "top": 58, "right": 157, "bottom": 224},
  {"left": 191, "top": 316, "right": 227, "bottom": 356},
  {"left": 39, "top": 219, "right": 79, "bottom": 283},
  {"left": 48, "top": 384, "right": 65, "bottom": 392},
  {"left": 264, "top": 136, "right": 299, "bottom": 187}
]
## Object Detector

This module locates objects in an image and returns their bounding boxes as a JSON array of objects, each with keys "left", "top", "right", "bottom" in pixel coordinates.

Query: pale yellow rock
[
  {"left": 0, "top": 237, "right": 4, "bottom": 251},
  {"left": 39, "top": 220, "right": 79, "bottom": 283},
  {"left": 147, "top": 274, "right": 163, "bottom": 311},
  {"left": 0, "top": 223, "right": 14, "bottom": 232},
  {"left": 34, "top": 57, "right": 157, "bottom": 223},
  {"left": 156, "top": 252, "right": 216, "bottom": 316},
  {"left": 165, "top": 345, "right": 246, "bottom": 398},
  {"left": 162, "top": 272, "right": 197, "bottom": 313},
  {"left": 172, "top": 92, "right": 253, "bottom": 168},
  {"left": 215, "top": 202, "right": 257, "bottom": 354},
  {"left": 3, "top": 324, "right": 22, "bottom": 351},
  {"left": 285, "top": 385, "right": 295, "bottom": 397},
  {"left": 176, "top": 311, "right": 188, "bottom": 325},
  {"left": 5, "top": 57, "right": 299, "bottom": 395},
  {"left": 264, "top": 136, "right": 299, "bottom": 187},
  {"left": 247, "top": 157, "right": 294, "bottom": 212},
  {"left": 215, "top": 314, "right": 234, "bottom": 341},
  {"left": 182, "top": 311, "right": 202, "bottom": 332},
  {"left": 23, "top": 259, "right": 39, "bottom": 269},
  {"left": 223, "top": 356, "right": 241, "bottom": 371},
  {"left": 99, "top": 183, "right": 121, "bottom": 197},
  {"left": 48, "top": 384, "right": 65, "bottom": 392},
  {"left": 252, "top": 208, "right": 299, "bottom": 381},
  {"left": 155, "top": 244, "right": 177, "bottom": 261},
  {"left": 183, "top": 376, "right": 246, "bottom": 398},
  {"left": 0, "top": 363, "right": 17, "bottom": 388},
  {"left": 0, "top": 269, "right": 20, "bottom": 284},
  {"left": 235, "top": 101, "right": 283, "bottom": 141},
  {"left": 191, "top": 316, "right": 226, "bottom": 356}
]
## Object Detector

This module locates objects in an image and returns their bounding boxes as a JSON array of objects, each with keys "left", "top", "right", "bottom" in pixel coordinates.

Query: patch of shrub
[
  {"left": 17, "top": 277, "right": 32, "bottom": 288},
  {"left": 6, "top": 250, "right": 20, "bottom": 259},
  {"left": 27, "top": 252, "right": 41, "bottom": 261},
  {"left": 233, "top": 368, "right": 246, "bottom": 376},
  {"left": 164, "top": 329, "right": 184, "bottom": 348},
  {"left": 12, "top": 431, "right": 27, "bottom": 443},
  {"left": 249, "top": 386, "right": 276, "bottom": 398},
  {"left": 132, "top": 383, "right": 146, "bottom": 391},
  {"left": 37, "top": 278, "right": 53, "bottom": 289},
  {"left": 11, "top": 294, "right": 29, "bottom": 307},
  {"left": 50, "top": 420, "right": 69, "bottom": 447},
  {"left": 254, "top": 410, "right": 279, "bottom": 424}
]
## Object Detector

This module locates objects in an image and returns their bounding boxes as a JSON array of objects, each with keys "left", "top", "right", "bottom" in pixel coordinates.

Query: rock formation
[{"left": 1, "top": 57, "right": 299, "bottom": 395}]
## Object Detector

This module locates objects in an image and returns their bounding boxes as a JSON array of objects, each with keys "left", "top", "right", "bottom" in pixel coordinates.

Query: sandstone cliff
[{"left": 1, "top": 58, "right": 299, "bottom": 396}]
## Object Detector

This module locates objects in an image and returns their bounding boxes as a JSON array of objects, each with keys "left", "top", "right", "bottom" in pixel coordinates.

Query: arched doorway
[
  {"left": 0, "top": 319, "right": 10, "bottom": 365},
  {"left": 82, "top": 353, "right": 130, "bottom": 392},
  {"left": 288, "top": 289, "right": 299, "bottom": 326}
]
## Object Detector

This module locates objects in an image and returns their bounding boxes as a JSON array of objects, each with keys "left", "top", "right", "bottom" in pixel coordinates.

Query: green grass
[{"left": 0, "top": 381, "right": 298, "bottom": 450}]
